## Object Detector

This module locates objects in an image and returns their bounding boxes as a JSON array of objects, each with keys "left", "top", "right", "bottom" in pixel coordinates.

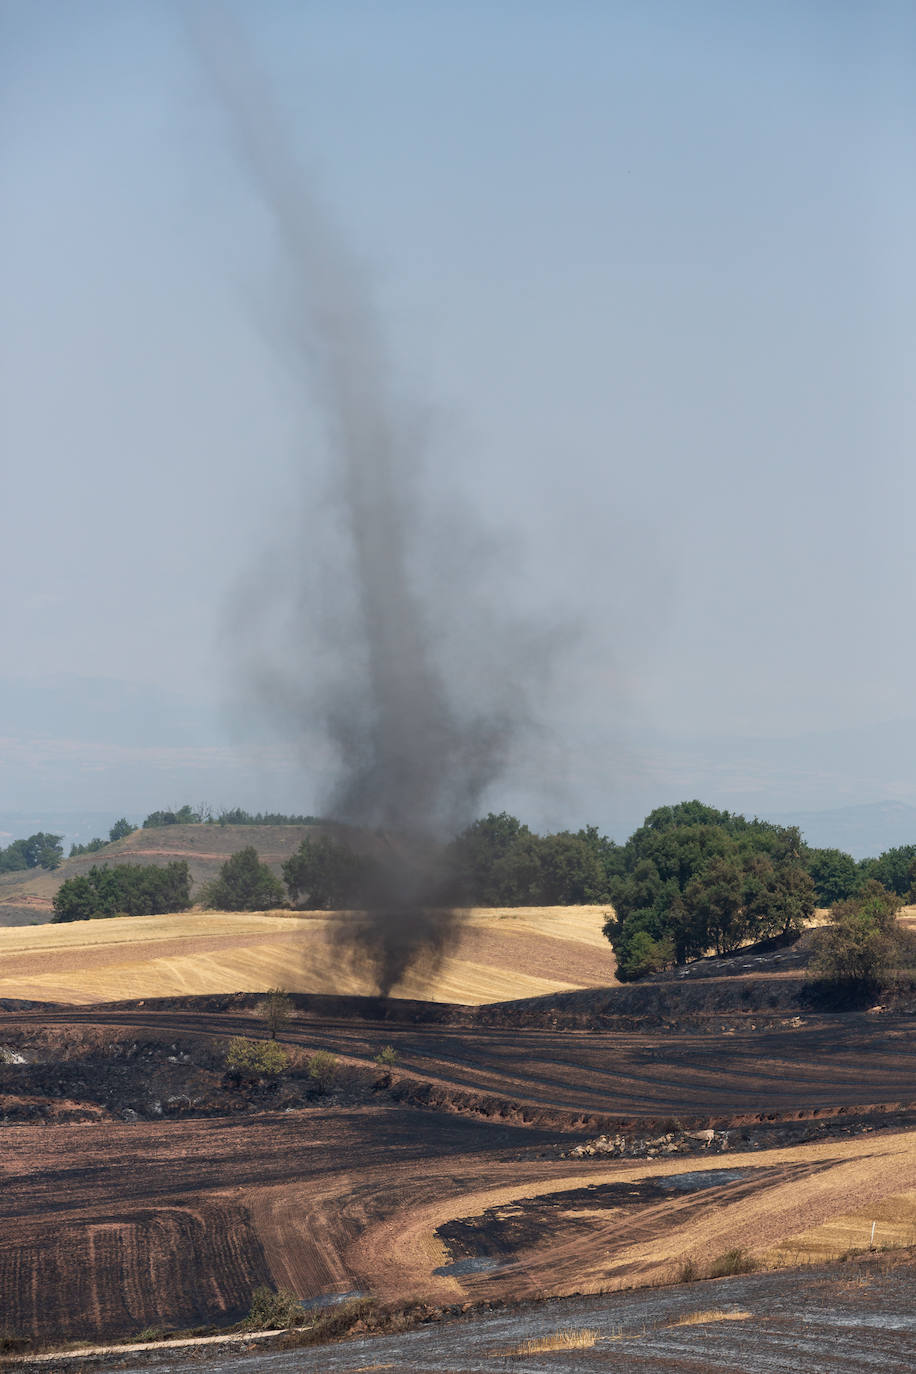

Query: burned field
[
  {"left": 1, "top": 983, "right": 916, "bottom": 1359},
  {"left": 112, "top": 1258, "right": 916, "bottom": 1374}
]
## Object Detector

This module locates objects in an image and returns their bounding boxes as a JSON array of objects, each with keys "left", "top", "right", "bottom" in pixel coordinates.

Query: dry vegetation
[
  {"left": 668, "top": 1308, "right": 752, "bottom": 1326},
  {"left": 493, "top": 1327, "right": 599, "bottom": 1355},
  {"left": 0, "top": 905, "right": 615, "bottom": 1004}
]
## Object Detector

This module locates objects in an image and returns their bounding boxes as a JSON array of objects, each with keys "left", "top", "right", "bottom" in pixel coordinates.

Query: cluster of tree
[
  {"left": 0, "top": 832, "right": 63, "bottom": 873},
  {"left": 69, "top": 818, "right": 134, "bottom": 857},
  {"left": 603, "top": 802, "right": 819, "bottom": 980},
  {"left": 51, "top": 861, "right": 191, "bottom": 922},
  {"left": 803, "top": 843, "right": 916, "bottom": 906}
]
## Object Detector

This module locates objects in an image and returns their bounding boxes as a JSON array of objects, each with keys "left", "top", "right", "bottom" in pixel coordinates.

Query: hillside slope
[{"left": 0, "top": 822, "right": 365, "bottom": 924}]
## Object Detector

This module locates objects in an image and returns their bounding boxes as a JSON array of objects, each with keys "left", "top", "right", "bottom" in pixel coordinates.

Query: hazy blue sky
[{"left": 1, "top": 1, "right": 914, "bottom": 839}]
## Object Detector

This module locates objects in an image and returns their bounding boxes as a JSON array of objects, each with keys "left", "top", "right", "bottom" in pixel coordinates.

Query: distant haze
[{"left": 2, "top": 4, "right": 914, "bottom": 846}]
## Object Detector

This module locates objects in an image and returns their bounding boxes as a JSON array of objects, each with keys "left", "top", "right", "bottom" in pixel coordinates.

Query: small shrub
[
  {"left": 133, "top": 1325, "right": 172, "bottom": 1343},
  {"left": 675, "top": 1257, "right": 699, "bottom": 1283},
  {"left": 244, "top": 1285, "right": 305, "bottom": 1331},
  {"left": 226, "top": 1037, "right": 288, "bottom": 1080},
  {"left": 278, "top": 1299, "right": 377, "bottom": 1348},
  {"left": 258, "top": 988, "right": 293, "bottom": 1040},
  {"left": 374, "top": 1044, "right": 398, "bottom": 1067},
  {"left": 308, "top": 1050, "right": 338, "bottom": 1092},
  {"left": 807, "top": 881, "right": 901, "bottom": 1001}
]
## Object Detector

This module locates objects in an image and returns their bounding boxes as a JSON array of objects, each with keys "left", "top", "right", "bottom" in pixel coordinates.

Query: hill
[{"left": 0, "top": 822, "right": 363, "bottom": 925}]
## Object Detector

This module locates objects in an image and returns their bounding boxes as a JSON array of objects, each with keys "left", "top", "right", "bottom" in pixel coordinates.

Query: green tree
[
  {"left": 52, "top": 862, "right": 191, "bottom": 921},
  {"left": 109, "top": 818, "right": 133, "bottom": 842},
  {"left": 444, "top": 812, "right": 536, "bottom": 904},
  {"left": 605, "top": 805, "right": 817, "bottom": 979},
  {"left": 809, "top": 880, "right": 902, "bottom": 995},
  {"left": 69, "top": 837, "right": 107, "bottom": 858},
  {"left": 804, "top": 847, "right": 860, "bottom": 906},
  {"left": 536, "top": 831, "right": 610, "bottom": 905},
  {"left": 619, "top": 929, "right": 676, "bottom": 978},
  {"left": 860, "top": 845, "right": 916, "bottom": 898},
  {"left": 0, "top": 832, "right": 63, "bottom": 873},
  {"left": 142, "top": 805, "right": 201, "bottom": 829},
  {"left": 244, "top": 1286, "right": 305, "bottom": 1331},
  {"left": 684, "top": 855, "right": 747, "bottom": 955},
  {"left": 204, "top": 847, "right": 284, "bottom": 911},
  {"left": 50, "top": 874, "right": 97, "bottom": 922},
  {"left": 282, "top": 835, "right": 371, "bottom": 908},
  {"left": 258, "top": 987, "right": 292, "bottom": 1040}
]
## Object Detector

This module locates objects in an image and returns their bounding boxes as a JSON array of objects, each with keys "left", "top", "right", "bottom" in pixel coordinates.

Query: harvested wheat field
[{"left": 0, "top": 905, "right": 615, "bottom": 1005}]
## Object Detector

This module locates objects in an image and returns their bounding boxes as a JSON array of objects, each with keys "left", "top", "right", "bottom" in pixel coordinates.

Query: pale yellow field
[
  {"left": 771, "top": 1188, "right": 916, "bottom": 1262},
  {"left": 0, "top": 905, "right": 616, "bottom": 1005}
]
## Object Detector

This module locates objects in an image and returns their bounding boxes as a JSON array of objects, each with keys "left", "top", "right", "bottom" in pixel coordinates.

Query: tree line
[
  {"left": 41, "top": 802, "right": 916, "bottom": 995},
  {"left": 141, "top": 806, "right": 320, "bottom": 828}
]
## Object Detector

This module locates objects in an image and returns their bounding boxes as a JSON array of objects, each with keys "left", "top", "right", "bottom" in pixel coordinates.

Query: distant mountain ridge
[{"left": 764, "top": 801, "right": 916, "bottom": 862}]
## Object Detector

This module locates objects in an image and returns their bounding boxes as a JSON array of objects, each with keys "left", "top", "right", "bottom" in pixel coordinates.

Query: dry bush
[
  {"left": 672, "top": 1249, "right": 759, "bottom": 1283},
  {"left": 707, "top": 1248, "right": 759, "bottom": 1278},
  {"left": 494, "top": 1328, "right": 599, "bottom": 1355},
  {"left": 132, "top": 1325, "right": 172, "bottom": 1343},
  {"left": 308, "top": 1050, "right": 338, "bottom": 1091},
  {"left": 669, "top": 1308, "right": 752, "bottom": 1327},
  {"left": 244, "top": 1285, "right": 306, "bottom": 1331}
]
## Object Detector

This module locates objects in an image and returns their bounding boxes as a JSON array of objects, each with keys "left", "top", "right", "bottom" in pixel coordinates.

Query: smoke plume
[{"left": 193, "top": 15, "right": 551, "bottom": 993}]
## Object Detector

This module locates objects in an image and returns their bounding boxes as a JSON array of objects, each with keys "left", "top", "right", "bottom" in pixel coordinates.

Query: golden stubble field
[{"left": 0, "top": 904, "right": 616, "bottom": 1004}]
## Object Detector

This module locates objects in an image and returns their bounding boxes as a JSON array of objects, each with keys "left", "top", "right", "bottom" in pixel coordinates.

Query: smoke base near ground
[{"left": 191, "top": 11, "right": 564, "bottom": 994}]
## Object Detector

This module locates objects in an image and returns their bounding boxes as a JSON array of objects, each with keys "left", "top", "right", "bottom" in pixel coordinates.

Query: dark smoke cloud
[{"left": 191, "top": 12, "right": 560, "bottom": 993}]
